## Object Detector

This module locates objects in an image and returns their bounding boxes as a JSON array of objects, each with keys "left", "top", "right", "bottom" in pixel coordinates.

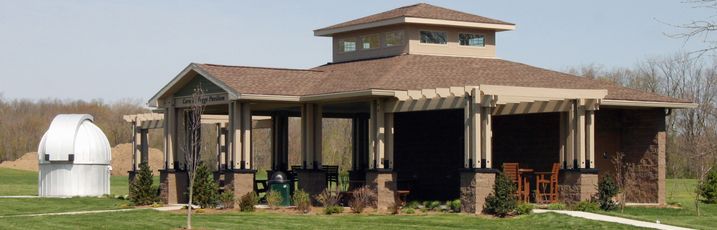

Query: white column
[
  {"left": 375, "top": 100, "right": 385, "bottom": 169},
  {"left": 384, "top": 112, "right": 394, "bottom": 169},
  {"left": 164, "top": 105, "right": 176, "bottom": 170},
  {"left": 566, "top": 102, "right": 575, "bottom": 169},
  {"left": 241, "top": 103, "right": 252, "bottom": 170},
  {"left": 586, "top": 109, "right": 596, "bottom": 168},
  {"left": 481, "top": 105, "right": 493, "bottom": 169},
  {"left": 132, "top": 122, "right": 139, "bottom": 170},
  {"left": 229, "top": 102, "right": 241, "bottom": 169},
  {"left": 575, "top": 101, "right": 586, "bottom": 169},
  {"left": 559, "top": 112, "right": 567, "bottom": 169},
  {"left": 301, "top": 103, "right": 322, "bottom": 169},
  {"left": 464, "top": 89, "right": 482, "bottom": 168}
]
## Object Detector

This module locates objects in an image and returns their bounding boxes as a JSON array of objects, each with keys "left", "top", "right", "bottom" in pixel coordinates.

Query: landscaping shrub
[
  {"left": 428, "top": 200, "right": 441, "bottom": 211},
  {"left": 129, "top": 162, "right": 158, "bottom": 205},
  {"left": 598, "top": 174, "right": 619, "bottom": 211},
  {"left": 449, "top": 199, "right": 461, "bottom": 213},
  {"left": 266, "top": 191, "right": 283, "bottom": 209},
  {"left": 516, "top": 203, "right": 533, "bottom": 215},
  {"left": 292, "top": 189, "right": 311, "bottom": 213},
  {"left": 239, "top": 192, "right": 259, "bottom": 212},
  {"left": 699, "top": 167, "right": 717, "bottom": 203},
  {"left": 547, "top": 203, "right": 566, "bottom": 210},
  {"left": 219, "top": 189, "right": 235, "bottom": 209},
  {"left": 402, "top": 207, "right": 416, "bottom": 214},
  {"left": 324, "top": 205, "right": 344, "bottom": 215},
  {"left": 573, "top": 201, "right": 600, "bottom": 212},
  {"left": 484, "top": 173, "right": 517, "bottom": 217},
  {"left": 405, "top": 200, "right": 420, "bottom": 209},
  {"left": 315, "top": 188, "right": 341, "bottom": 207},
  {"left": 348, "top": 186, "right": 376, "bottom": 213},
  {"left": 191, "top": 162, "right": 219, "bottom": 208}
]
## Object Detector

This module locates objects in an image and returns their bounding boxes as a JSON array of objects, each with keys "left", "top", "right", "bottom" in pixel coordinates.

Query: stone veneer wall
[
  {"left": 159, "top": 170, "right": 188, "bottom": 204},
  {"left": 595, "top": 108, "right": 666, "bottom": 204},
  {"left": 460, "top": 171, "right": 495, "bottom": 214}
]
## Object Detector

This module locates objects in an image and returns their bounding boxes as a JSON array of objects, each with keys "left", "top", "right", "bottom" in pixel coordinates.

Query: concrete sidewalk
[
  {"left": 534, "top": 209, "right": 693, "bottom": 230},
  {"left": 0, "top": 205, "right": 184, "bottom": 218}
]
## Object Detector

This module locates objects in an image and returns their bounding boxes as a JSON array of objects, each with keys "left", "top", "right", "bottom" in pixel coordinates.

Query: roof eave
[
  {"left": 314, "top": 16, "right": 515, "bottom": 37},
  {"left": 601, "top": 99, "right": 697, "bottom": 109},
  {"left": 147, "top": 63, "right": 240, "bottom": 108}
]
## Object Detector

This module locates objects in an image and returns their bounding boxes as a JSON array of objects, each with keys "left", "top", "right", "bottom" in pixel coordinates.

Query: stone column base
[
  {"left": 366, "top": 170, "right": 397, "bottom": 212},
  {"left": 558, "top": 170, "right": 598, "bottom": 203},
  {"left": 460, "top": 169, "right": 497, "bottom": 214},
  {"left": 296, "top": 169, "right": 327, "bottom": 204},
  {"left": 224, "top": 170, "right": 256, "bottom": 208},
  {"left": 159, "top": 170, "right": 188, "bottom": 204}
]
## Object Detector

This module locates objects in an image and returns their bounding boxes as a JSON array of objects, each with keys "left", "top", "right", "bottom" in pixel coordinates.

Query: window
[
  {"left": 362, "top": 34, "right": 380, "bottom": 49},
  {"left": 459, "top": 33, "right": 485, "bottom": 47},
  {"left": 339, "top": 38, "right": 356, "bottom": 52},
  {"left": 385, "top": 31, "right": 404, "bottom": 47},
  {"left": 420, "top": 31, "right": 447, "bottom": 44}
]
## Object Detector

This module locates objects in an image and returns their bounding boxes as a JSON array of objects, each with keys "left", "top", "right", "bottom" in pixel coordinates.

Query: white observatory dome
[{"left": 38, "top": 114, "right": 112, "bottom": 197}]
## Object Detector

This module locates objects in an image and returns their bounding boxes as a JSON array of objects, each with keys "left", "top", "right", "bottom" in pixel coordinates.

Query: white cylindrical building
[{"left": 38, "top": 114, "right": 112, "bottom": 197}]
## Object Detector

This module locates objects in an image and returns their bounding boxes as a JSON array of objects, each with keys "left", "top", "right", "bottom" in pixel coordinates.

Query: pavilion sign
[{"left": 174, "top": 93, "right": 229, "bottom": 107}]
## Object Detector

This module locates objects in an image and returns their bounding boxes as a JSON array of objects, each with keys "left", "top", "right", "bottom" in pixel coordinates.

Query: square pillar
[
  {"left": 224, "top": 170, "right": 255, "bottom": 208},
  {"left": 296, "top": 169, "right": 327, "bottom": 203},
  {"left": 159, "top": 169, "right": 188, "bottom": 204},
  {"left": 271, "top": 113, "right": 289, "bottom": 171},
  {"left": 216, "top": 123, "right": 227, "bottom": 170},
  {"left": 229, "top": 102, "right": 252, "bottom": 170},
  {"left": 164, "top": 105, "right": 176, "bottom": 170},
  {"left": 366, "top": 170, "right": 396, "bottom": 211},
  {"left": 464, "top": 89, "right": 482, "bottom": 168},
  {"left": 460, "top": 170, "right": 496, "bottom": 214},
  {"left": 301, "top": 104, "right": 322, "bottom": 169},
  {"left": 558, "top": 170, "right": 598, "bottom": 203}
]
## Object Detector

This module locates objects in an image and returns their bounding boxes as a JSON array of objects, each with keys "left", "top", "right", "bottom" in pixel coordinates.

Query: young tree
[{"left": 184, "top": 86, "right": 205, "bottom": 229}]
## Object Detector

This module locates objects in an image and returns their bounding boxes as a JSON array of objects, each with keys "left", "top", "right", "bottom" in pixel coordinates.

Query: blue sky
[{"left": 0, "top": 0, "right": 712, "bottom": 102}]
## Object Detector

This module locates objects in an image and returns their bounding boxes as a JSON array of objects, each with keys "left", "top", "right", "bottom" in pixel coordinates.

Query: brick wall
[{"left": 595, "top": 108, "right": 665, "bottom": 203}]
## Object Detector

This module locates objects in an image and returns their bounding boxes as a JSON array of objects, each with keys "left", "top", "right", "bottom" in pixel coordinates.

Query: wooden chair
[
  {"left": 535, "top": 163, "right": 560, "bottom": 204},
  {"left": 502, "top": 163, "right": 529, "bottom": 202},
  {"left": 322, "top": 165, "right": 339, "bottom": 189}
]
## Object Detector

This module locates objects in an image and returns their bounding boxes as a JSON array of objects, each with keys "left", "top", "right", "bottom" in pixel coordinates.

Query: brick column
[
  {"left": 224, "top": 169, "right": 255, "bottom": 208},
  {"left": 366, "top": 170, "right": 396, "bottom": 212},
  {"left": 460, "top": 170, "right": 496, "bottom": 214},
  {"left": 657, "top": 130, "right": 666, "bottom": 205},
  {"left": 159, "top": 169, "right": 188, "bottom": 204},
  {"left": 558, "top": 170, "right": 598, "bottom": 203},
  {"left": 296, "top": 169, "right": 327, "bottom": 204}
]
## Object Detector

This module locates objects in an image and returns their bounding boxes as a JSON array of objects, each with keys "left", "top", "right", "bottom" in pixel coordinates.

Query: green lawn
[
  {"left": 602, "top": 179, "right": 717, "bottom": 230},
  {"left": 0, "top": 197, "right": 130, "bottom": 216},
  {"left": 0, "top": 209, "right": 643, "bottom": 230}
]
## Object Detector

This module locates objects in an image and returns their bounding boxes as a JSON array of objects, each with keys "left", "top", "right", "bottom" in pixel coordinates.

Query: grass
[
  {"left": 0, "top": 209, "right": 643, "bottom": 230},
  {"left": 601, "top": 178, "right": 717, "bottom": 230},
  {"left": 0, "top": 197, "right": 130, "bottom": 216}
]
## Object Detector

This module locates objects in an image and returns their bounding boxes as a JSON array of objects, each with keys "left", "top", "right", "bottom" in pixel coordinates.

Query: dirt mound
[
  {"left": 0, "top": 152, "right": 39, "bottom": 171},
  {"left": 0, "top": 143, "right": 164, "bottom": 176},
  {"left": 110, "top": 143, "right": 164, "bottom": 176}
]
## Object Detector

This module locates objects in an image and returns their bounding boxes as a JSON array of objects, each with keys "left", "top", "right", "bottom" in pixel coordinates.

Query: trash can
[{"left": 267, "top": 171, "right": 291, "bottom": 206}]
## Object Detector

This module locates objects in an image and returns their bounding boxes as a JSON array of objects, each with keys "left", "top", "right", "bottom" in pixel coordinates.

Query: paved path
[{"left": 534, "top": 209, "right": 693, "bottom": 230}]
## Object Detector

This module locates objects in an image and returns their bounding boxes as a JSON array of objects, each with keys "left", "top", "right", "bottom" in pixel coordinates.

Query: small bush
[
  {"left": 405, "top": 200, "right": 420, "bottom": 209},
  {"left": 348, "top": 186, "right": 376, "bottom": 213},
  {"left": 129, "top": 163, "right": 158, "bottom": 205},
  {"left": 324, "top": 205, "right": 344, "bottom": 215},
  {"left": 219, "top": 189, "right": 236, "bottom": 209},
  {"left": 699, "top": 167, "right": 717, "bottom": 204},
  {"left": 547, "top": 203, "right": 566, "bottom": 210},
  {"left": 191, "top": 163, "right": 220, "bottom": 208},
  {"left": 266, "top": 191, "right": 283, "bottom": 209},
  {"left": 292, "top": 189, "right": 311, "bottom": 213},
  {"left": 315, "top": 188, "right": 341, "bottom": 208},
  {"left": 239, "top": 192, "right": 259, "bottom": 212},
  {"left": 428, "top": 201, "right": 441, "bottom": 211},
  {"left": 449, "top": 199, "right": 461, "bottom": 213},
  {"left": 484, "top": 173, "right": 517, "bottom": 217},
  {"left": 598, "top": 174, "right": 619, "bottom": 211},
  {"left": 516, "top": 203, "right": 533, "bottom": 215},
  {"left": 573, "top": 201, "right": 600, "bottom": 212},
  {"left": 402, "top": 207, "right": 416, "bottom": 214}
]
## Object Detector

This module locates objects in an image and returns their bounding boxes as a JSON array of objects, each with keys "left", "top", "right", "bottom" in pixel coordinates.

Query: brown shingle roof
[
  {"left": 317, "top": 3, "right": 514, "bottom": 31},
  {"left": 195, "top": 55, "right": 689, "bottom": 103}
]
